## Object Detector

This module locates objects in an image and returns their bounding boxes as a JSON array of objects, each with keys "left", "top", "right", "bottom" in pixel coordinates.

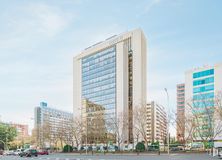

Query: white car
[
  {"left": 14, "top": 149, "right": 24, "bottom": 155},
  {"left": 3, "top": 150, "right": 16, "bottom": 156},
  {"left": 218, "top": 151, "right": 222, "bottom": 158}
]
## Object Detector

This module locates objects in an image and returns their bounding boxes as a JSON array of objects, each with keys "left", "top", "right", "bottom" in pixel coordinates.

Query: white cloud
[
  {"left": 25, "top": 3, "right": 71, "bottom": 37},
  {"left": 139, "top": 0, "right": 161, "bottom": 15},
  {"left": 0, "top": 2, "right": 75, "bottom": 50}
]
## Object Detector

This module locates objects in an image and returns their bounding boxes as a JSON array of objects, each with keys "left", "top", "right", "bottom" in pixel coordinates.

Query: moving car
[{"left": 19, "top": 149, "right": 38, "bottom": 157}]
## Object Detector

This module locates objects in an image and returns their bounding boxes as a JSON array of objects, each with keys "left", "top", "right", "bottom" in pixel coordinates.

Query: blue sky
[{"left": 0, "top": 0, "right": 222, "bottom": 134}]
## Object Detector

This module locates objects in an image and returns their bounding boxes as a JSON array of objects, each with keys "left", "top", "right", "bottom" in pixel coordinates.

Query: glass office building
[
  {"left": 185, "top": 63, "right": 222, "bottom": 142},
  {"left": 73, "top": 29, "right": 147, "bottom": 145},
  {"left": 82, "top": 47, "right": 116, "bottom": 118}
]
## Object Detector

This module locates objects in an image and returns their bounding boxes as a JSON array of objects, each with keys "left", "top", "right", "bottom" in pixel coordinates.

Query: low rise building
[{"left": 10, "top": 123, "right": 29, "bottom": 138}]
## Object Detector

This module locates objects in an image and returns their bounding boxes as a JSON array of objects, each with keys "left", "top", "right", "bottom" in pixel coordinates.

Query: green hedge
[
  {"left": 136, "top": 142, "right": 145, "bottom": 152},
  {"left": 63, "top": 145, "right": 73, "bottom": 152}
]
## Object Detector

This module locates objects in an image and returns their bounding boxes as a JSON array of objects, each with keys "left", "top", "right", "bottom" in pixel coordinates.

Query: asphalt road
[{"left": 0, "top": 153, "right": 217, "bottom": 160}]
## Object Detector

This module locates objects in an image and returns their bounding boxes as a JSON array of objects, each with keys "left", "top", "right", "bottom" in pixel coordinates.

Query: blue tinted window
[
  {"left": 193, "top": 85, "right": 214, "bottom": 93},
  {"left": 193, "top": 77, "right": 214, "bottom": 86},
  {"left": 193, "top": 69, "right": 214, "bottom": 79},
  {"left": 82, "top": 46, "right": 116, "bottom": 114},
  {"left": 193, "top": 92, "right": 214, "bottom": 100},
  {"left": 193, "top": 101, "right": 214, "bottom": 108}
]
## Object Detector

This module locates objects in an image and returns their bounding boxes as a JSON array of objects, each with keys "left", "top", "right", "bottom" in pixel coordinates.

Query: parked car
[
  {"left": 148, "top": 147, "right": 159, "bottom": 151},
  {"left": 14, "top": 149, "right": 24, "bottom": 155},
  {"left": 218, "top": 151, "right": 222, "bottom": 158},
  {"left": 79, "top": 146, "right": 85, "bottom": 151},
  {"left": 92, "top": 146, "right": 97, "bottom": 151},
  {"left": 87, "top": 146, "right": 92, "bottom": 151},
  {"left": 73, "top": 147, "right": 78, "bottom": 151},
  {"left": 19, "top": 149, "right": 38, "bottom": 157},
  {"left": 4, "top": 150, "right": 16, "bottom": 156},
  {"left": 37, "top": 150, "right": 49, "bottom": 155},
  {"left": 217, "top": 147, "right": 222, "bottom": 158},
  {"left": 170, "top": 147, "right": 183, "bottom": 151},
  {"left": 108, "top": 145, "right": 118, "bottom": 152}
]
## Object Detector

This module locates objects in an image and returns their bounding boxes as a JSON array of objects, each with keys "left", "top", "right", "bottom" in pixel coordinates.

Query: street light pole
[
  {"left": 86, "top": 117, "right": 88, "bottom": 155},
  {"left": 164, "top": 88, "right": 170, "bottom": 155}
]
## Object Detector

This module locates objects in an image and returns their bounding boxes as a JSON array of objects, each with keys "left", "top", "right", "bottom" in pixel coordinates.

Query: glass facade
[
  {"left": 193, "top": 77, "right": 214, "bottom": 86},
  {"left": 193, "top": 69, "right": 214, "bottom": 79},
  {"left": 192, "top": 68, "right": 215, "bottom": 137},
  {"left": 81, "top": 46, "right": 116, "bottom": 119},
  {"left": 193, "top": 84, "right": 214, "bottom": 93},
  {"left": 193, "top": 101, "right": 214, "bottom": 108},
  {"left": 193, "top": 92, "right": 214, "bottom": 100}
]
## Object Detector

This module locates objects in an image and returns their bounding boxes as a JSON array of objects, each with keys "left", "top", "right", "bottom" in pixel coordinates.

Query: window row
[
  {"left": 82, "top": 47, "right": 115, "bottom": 63},
  {"left": 84, "top": 94, "right": 116, "bottom": 105},
  {"left": 82, "top": 58, "right": 115, "bottom": 73},
  {"left": 90, "top": 99, "right": 115, "bottom": 108},
  {"left": 177, "top": 106, "right": 184, "bottom": 109},
  {"left": 82, "top": 52, "right": 115, "bottom": 68},
  {"left": 193, "top": 92, "right": 214, "bottom": 100},
  {"left": 193, "top": 69, "right": 214, "bottom": 79},
  {"left": 193, "top": 77, "right": 214, "bottom": 86},
  {"left": 83, "top": 83, "right": 115, "bottom": 95},
  {"left": 193, "top": 84, "right": 214, "bottom": 93},
  {"left": 177, "top": 93, "right": 185, "bottom": 96},
  {"left": 82, "top": 73, "right": 115, "bottom": 86},
  {"left": 177, "top": 85, "right": 185, "bottom": 89},
  {"left": 193, "top": 101, "right": 214, "bottom": 108},
  {"left": 177, "top": 90, "right": 184, "bottom": 93},
  {"left": 83, "top": 87, "right": 115, "bottom": 99},
  {"left": 83, "top": 78, "right": 115, "bottom": 91},
  {"left": 82, "top": 64, "right": 115, "bottom": 81}
]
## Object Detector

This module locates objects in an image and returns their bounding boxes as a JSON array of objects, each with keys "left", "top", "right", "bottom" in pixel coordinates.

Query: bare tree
[
  {"left": 172, "top": 109, "right": 196, "bottom": 148},
  {"left": 34, "top": 124, "right": 45, "bottom": 148},
  {"left": 133, "top": 104, "right": 149, "bottom": 148},
  {"left": 185, "top": 92, "right": 222, "bottom": 150},
  {"left": 50, "top": 130, "right": 59, "bottom": 151},
  {"left": 81, "top": 99, "right": 108, "bottom": 148},
  {"left": 68, "top": 117, "right": 83, "bottom": 148},
  {"left": 215, "top": 93, "right": 222, "bottom": 121},
  {"left": 56, "top": 120, "right": 66, "bottom": 150},
  {"left": 108, "top": 112, "right": 128, "bottom": 150}
]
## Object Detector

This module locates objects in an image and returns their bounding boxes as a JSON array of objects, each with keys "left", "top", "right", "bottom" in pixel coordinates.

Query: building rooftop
[{"left": 73, "top": 28, "right": 144, "bottom": 60}]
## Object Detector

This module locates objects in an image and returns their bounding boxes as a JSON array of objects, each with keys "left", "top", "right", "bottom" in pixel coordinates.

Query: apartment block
[
  {"left": 176, "top": 83, "right": 185, "bottom": 142},
  {"left": 34, "top": 102, "right": 73, "bottom": 148},
  {"left": 147, "top": 101, "right": 167, "bottom": 144}
]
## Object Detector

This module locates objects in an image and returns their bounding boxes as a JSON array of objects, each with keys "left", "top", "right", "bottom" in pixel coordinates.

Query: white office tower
[{"left": 73, "top": 29, "right": 147, "bottom": 146}]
